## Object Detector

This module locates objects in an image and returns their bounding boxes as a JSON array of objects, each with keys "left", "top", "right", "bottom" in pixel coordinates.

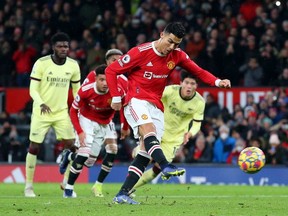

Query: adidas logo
[
  {"left": 48, "top": 71, "right": 53, "bottom": 75},
  {"left": 146, "top": 62, "right": 153, "bottom": 66},
  {"left": 4, "top": 167, "right": 25, "bottom": 183}
]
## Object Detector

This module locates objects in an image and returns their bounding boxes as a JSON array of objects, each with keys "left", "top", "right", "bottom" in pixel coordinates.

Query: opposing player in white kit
[{"left": 62, "top": 64, "right": 129, "bottom": 198}]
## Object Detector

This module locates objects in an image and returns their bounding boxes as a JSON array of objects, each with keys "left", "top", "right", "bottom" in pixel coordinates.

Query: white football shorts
[
  {"left": 74, "top": 114, "right": 117, "bottom": 157},
  {"left": 124, "top": 97, "right": 164, "bottom": 142}
]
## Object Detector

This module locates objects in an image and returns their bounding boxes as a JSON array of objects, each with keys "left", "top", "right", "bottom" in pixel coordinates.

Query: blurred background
[{"left": 0, "top": 0, "right": 287, "bottom": 174}]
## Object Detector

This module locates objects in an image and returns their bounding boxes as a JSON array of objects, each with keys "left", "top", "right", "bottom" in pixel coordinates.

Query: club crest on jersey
[
  {"left": 167, "top": 61, "right": 175, "bottom": 70},
  {"left": 107, "top": 98, "right": 112, "bottom": 104},
  {"left": 141, "top": 114, "right": 148, "bottom": 120}
]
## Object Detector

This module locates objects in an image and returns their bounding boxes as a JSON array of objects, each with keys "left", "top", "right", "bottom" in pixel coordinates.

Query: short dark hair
[
  {"left": 163, "top": 22, "right": 186, "bottom": 38},
  {"left": 180, "top": 70, "right": 197, "bottom": 82},
  {"left": 51, "top": 32, "right": 70, "bottom": 45},
  {"left": 105, "top": 49, "right": 123, "bottom": 60},
  {"left": 95, "top": 64, "right": 107, "bottom": 76}
]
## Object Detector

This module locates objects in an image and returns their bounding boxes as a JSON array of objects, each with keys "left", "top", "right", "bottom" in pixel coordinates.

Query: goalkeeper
[{"left": 133, "top": 71, "right": 206, "bottom": 189}]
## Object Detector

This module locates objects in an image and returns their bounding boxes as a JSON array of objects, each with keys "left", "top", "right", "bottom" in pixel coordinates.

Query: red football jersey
[
  {"left": 70, "top": 75, "right": 128, "bottom": 134},
  {"left": 106, "top": 42, "right": 218, "bottom": 111},
  {"left": 84, "top": 71, "right": 128, "bottom": 96}
]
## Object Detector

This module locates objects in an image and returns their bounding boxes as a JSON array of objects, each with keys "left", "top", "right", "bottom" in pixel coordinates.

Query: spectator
[
  {"left": 185, "top": 30, "right": 206, "bottom": 60},
  {"left": 275, "top": 67, "right": 288, "bottom": 87},
  {"left": 213, "top": 125, "right": 236, "bottom": 163},
  {"left": 0, "top": 120, "right": 24, "bottom": 162},
  {"left": 0, "top": 40, "right": 14, "bottom": 86},
  {"left": 204, "top": 93, "right": 221, "bottom": 120},
  {"left": 266, "top": 133, "right": 283, "bottom": 165},
  {"left": 222, "top": 35, "right": 241, "bottom": 86},
  {"left": 12, "top": 42, "right": 37, "bottom": 87},
  {"left": 259, "top": 41, "right": 280, "bottom": 85},
  {"left": 239, "top": 56, "right": 264, "bottom": 86},
  {"left": 226, "top": 133, "right": 246, "bottom": 165},
  {"left": 184, "top": 134, "right": 212, "bottom": 163}
]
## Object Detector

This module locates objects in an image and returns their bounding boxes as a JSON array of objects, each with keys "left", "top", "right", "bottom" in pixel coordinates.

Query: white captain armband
[
  {"left": 112, "top": 96, "right": 121, "bottom": 103},
  {"left": 215, "top": 79, "right": 221, "bottom": 87}
]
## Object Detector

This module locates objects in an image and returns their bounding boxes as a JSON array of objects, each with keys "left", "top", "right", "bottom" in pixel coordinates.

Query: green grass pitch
[{"left": 0, "top": 183, "right": 287, "bottom": 216}]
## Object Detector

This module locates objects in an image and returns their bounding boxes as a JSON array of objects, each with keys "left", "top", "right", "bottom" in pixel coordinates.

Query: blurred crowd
[{"left": 0, "top": 0, "right": 288, "bottom": 164}]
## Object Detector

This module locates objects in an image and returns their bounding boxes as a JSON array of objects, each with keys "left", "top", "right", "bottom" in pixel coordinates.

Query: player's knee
[
  {"left": 28, "top": 142, "right": 40, "bottom": 155},
  {"left": 72, "top": 155, "right": 88, "bottom": 170},
  {"left": 84, "top": 156, "right": 97, "bottom": 168},
  {"left": 105, "top": 143, "right": 118, "bottom": 154},
  {"left": 77, "top": 147, "right": 90, "bottom": 158}
]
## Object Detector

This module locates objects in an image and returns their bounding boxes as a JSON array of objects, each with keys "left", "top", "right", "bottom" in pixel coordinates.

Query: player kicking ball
[
  {"left": 133, "top": 71, "right": 206, "bottom": 191},
  {"left": 105, "top": 22, "right": 231, "bottom": 204}
]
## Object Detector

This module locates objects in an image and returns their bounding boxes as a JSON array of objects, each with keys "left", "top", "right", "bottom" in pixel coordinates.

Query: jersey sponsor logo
[
  {"left": 146, "top": 62, "right": 153, "bottom": 66},
  {"left": 47, "top": 76, "right": 70, "bottom": 87},
  {"left": 167, "top": 61, "right": 175, "bottom": 70},
  {"left": 168, "top": 103, "right": 189, "bottom": 118},
  {"left": 141, "top": 114, "right": 148, "bottom": 120},
  {"left": 153, "top": 74, "right": 168, "bottom": 78},
  {"left": 122, "top": 54, "right": 130, "bottom": 64},
  {"left": 143, "top": 71, "right": 152, "bottom": 79},
  {"left": 143, "top": 71, "right": 168, "bottom": 79}
]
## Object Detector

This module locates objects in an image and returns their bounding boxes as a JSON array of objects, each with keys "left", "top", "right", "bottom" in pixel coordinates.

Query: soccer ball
[{"left": 238, "top": 147, "right": 265, "bottom": 174}]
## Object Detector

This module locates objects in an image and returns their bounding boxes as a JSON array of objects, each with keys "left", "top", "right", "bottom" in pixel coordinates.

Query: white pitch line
[
  {"left": 1, "top": 195, "right": 288, "bottom": 199},
  {"left": 138, "top": 195, "right": 288, "bottom": 198}
]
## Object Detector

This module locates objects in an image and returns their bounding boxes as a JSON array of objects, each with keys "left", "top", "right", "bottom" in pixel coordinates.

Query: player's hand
[
  {"left": 183, "top": 132, "right": 192, "bottom": 145},
  {"left": 219, "top": 79, "right": 231, "bottom": 89},
  {"left": 78, "top": 132, "right": 86, "bottom": 147},
  {"left": 40, "top": 104, "right": 52, "bottom": 115},
  {"left": 111, "top": 102, "right": 122, "bottom": 111},
  {"left": 120, "top": 128, "right": 130, "bottom": 140}
]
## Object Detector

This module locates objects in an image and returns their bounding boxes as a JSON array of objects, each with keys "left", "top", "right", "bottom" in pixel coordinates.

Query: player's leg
[
  {"left": 136, "top": 99, "right": 184, "bottom": 179},
  {"left": 113, "top": 149, "right": 151, "bottom": 204},
  {"left": 92, "top": 121, "right": 118, "bottom": 197},
  {"left": 133, "top": 141, "right": 175, "bottom": 189},
  {"left": 92, "top": 141, "right": 117, "bottom": 197},
  {"left": 25, "top": 141, "right": 40, "bottom": 197},
  {"left": 64, "top": 148, "right": 89, "bottom": 198},
  {"left": 64, "top": 114, "right": 102, "bottom": 198},
  {"left": 25, "top": 114, "right": 51, "bottom": 197},
  {"left": 133, "top": 166, "right": 160, "bottom": 189},
  {"left": 54, "top": 110, "right": 77, "bottom": 176},
  {"left": 53, "top": 109, "right": 77, "bottom": 153},
  {"left": 125, "top": 98, "right": 169, "bottom": 169}
]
